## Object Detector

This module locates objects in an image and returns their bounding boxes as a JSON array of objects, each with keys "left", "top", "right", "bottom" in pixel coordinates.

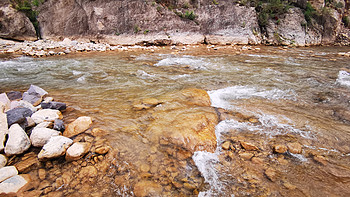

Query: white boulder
[
  {"left": 4, "top": 124, "right": 31, "bottom": 156},
  {"left": 31, "top": 109, "right": 63, "bottom": 124},
  {"left": 30, "top": 127, "right": 60, "bottom": 147},
  {"left": 38, "top": 136, "right": 73, "bottom": 160}
]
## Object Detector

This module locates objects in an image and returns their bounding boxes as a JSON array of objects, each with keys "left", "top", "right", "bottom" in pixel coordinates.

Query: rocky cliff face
[{"left": 1, "top": 0, "right": 349, "bottom": 45}]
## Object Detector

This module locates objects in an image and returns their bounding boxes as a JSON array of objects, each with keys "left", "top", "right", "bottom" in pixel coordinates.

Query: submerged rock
[
  {"left": 30, "top": 127, "right": 60, "bottom": 147},
  {"left": 5, "top": 124, "right": 31, "bottom": 156},
  {"left": 240, "top": 141, "right": 259, "bottom": 151},
  {"left": 133, "top": 180, "right": 162, "bottom": 197},
  {"left": 6, "top": 107, "right": 33, "bottom": 127},
  {"left": 31, "top": 109, "right": 63, "bottom": 124},
  {"left": 63, "top": 116, "right": 92, "bottom": 138},
  {"left": 38, "top": 136, "right": 73, "bottom": 160},
  {"left": 65, "top": 142, "right": 90, "bottom": 161}
]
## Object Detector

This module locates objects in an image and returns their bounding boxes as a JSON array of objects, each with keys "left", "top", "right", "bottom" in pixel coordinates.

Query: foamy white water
[
  {"left": 208, "top": 86, "right": 296, "bottom": 110},
  {"left": 155, "top": 56, "right": 216, "bottom": 70},
  {"left": 336, "top": 70, "right": 350, "bottom": 87}
]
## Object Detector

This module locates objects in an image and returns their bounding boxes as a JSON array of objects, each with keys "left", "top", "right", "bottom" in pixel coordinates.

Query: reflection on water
[{"left": 1, "top": 46, "right": 350, "bottom": 196}]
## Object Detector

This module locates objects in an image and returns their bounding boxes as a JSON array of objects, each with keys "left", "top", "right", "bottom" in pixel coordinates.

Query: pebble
[
  {"left": 240, "top": 141, "right": 259, "bottom": 151},
  {"left": 222, "top": 141, "right": 231, "bottom": 150}
]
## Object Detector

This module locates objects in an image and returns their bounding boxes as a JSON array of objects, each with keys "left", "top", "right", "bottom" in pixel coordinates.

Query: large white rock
[
  {"left": 0, "top": 105, "right": 8, "bottom": 152},
  {"left": 0, "top": 154, "right": 7, "bottom": 168},
  {"left": 65, "top": 142, "right": 90, "bottom": 161},
  {"left": 0, "top": 94, "right": 10, "bottom": 112},
  {"left": 0, "top": 175, "right": 29, "bottom": 195},
  {"left": 27, "top": 85, "right": 48, "bottom": 96},
  {"left": 31, "top": 109, "right": 63, "bottom": 124},
  {"left": 38, "top": 136, "right": 73, "bottom": 160},
  {"left": 0, "top": 166, "right": 18, "bottom": 183},
  {"left": 30, "top": 127, "right": 60, "bottom": 147},
  {"left": 10, "top": 100, "right": 37, "bottom": 113},
  {"left": 4, "top": 124, "right": 31, "bottom": 156}
]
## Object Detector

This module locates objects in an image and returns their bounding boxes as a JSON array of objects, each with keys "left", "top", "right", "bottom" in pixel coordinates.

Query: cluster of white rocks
[
  {"left": 0, "top": 38, "right": 161, "bottom": 57},
  {"left": 0, "top": 85, "right": 103, "bottom": 195},
  {"left": 338, "top": 51, "right": 350, "bottom": 57}
]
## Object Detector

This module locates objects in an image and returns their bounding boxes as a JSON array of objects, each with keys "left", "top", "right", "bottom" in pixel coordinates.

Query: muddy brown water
[{"left": 1, "top": 45, "right": 350, "bottom": 196}]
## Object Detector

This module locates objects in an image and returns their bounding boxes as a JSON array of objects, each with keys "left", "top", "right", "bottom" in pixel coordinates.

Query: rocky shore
[{"left": 0, "top": 85, "right": 112, "bottom": 196}]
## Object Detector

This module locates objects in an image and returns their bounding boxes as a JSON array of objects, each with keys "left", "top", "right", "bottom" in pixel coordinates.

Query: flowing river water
[{"left": 1, "top": 45, "right": 350, "bottom": 196}]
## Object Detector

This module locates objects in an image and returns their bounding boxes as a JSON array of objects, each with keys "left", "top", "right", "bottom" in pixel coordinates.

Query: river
[{"left": 1, "top": 45, "right": 350, "bottom": 196}]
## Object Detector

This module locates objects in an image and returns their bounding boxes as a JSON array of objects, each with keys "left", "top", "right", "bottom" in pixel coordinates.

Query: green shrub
[
  {"left": 184, "top": 10, "right": 196, "bottom": 20},
  {"left": 343, "top": 16, "right": 350, "bottom": 27},
  {"left": 303, "top": 2, "right": 316, "bottom": 24},
  {"left": 258, "top": 0, "right": 291, "bottom": 28}
]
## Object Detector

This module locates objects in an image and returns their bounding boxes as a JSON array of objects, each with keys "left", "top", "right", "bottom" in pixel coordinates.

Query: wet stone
[
  {"left": 240, "top": 152, "right": 254, "bottom": 160},
  {"left": 95, "top": 146, "right": 109, "bottom": 155},
  {"left": 38, "top": 169, "right": 46, "bottom": 180},
  {"left": 264, "top": 167, "right": 277, "bottom": 182},
  {"left": 53, "top": 119, "right": 65, "bottom": 132},
  {"left": 240, "top": 141, "right": 259, "bottom": 151},
  {"left": 63, "top": 116, "right": 92, "bottom": 138},
  {"left": 0, "top": 166, "right": 18, "bottom": 183},
  {"left": 287, "top": 142, "right": 302, "bottom": 154},
  {"left": 273, "top": 144, "right": 288, "bottom": 154},
  {"left": 222, "top": 141, "right": 231, "bottom": 150}
]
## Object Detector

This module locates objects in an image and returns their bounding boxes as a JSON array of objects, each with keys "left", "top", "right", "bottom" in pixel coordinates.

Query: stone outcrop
[{"left": 0, "top": 4, "right": 37, "bottom": 41}]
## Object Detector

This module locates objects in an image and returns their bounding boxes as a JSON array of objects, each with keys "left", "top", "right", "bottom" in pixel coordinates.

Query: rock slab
[{"left": 5, "top": 124, "right": 31, "bottom": 156}]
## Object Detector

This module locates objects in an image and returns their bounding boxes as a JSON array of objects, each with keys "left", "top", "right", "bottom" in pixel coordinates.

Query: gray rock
[
  {"left": 30, "top": 127, "right": 60, "bottom": 147},
  {"left": 38, "top": 136, "right": 73, "bottom": 160},
  {"left": 0, "top": 175, "right": 29, "bottom": 195},
  {"left": 53, "top": 119, "right": 65, "bottom": 131},
  {"left": 6, "top": 91, "right": 22, "bottom": 101},
  {"left": 4, "top": 124, "right": 31, "bottom": 156},
  {"left": 41, "top": 101, "right": 67, "bottom": 111},
  {"left": 0, "top": 93, "right": 10, "bottom": 112},
  {"left": 27, "top": 85, "right": 48, "bottom": 97},
  {"left": 31, "top": 109, "right": 62, "bottom": 124},
  {"left": 0, "top": 166, "right": 18, "bottom": 183},
  {"left": 0, "top": 154, "right": 7, "bottom": 168},
  {"left": 22, "top": 92, "right": 42, "bottom": 106},
  {"left": 65, "top": 142, "right": 90, "bottom": 161},
  {"left": 5, "top": 108, "right": 33, "bottom": 127}
]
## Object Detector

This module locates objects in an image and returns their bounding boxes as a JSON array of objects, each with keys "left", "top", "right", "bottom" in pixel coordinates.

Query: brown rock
[
  {"left": 240, "top": 141, "right": 259, "bottom": 151},
  {"left": 140, "top": 163, "right": 150, "bottom": 173},
  {"left": 184, "top": 182, "right": 197, "bottom": 190},
  {"left": 239, "top": 152, "right": 254, "bottom": 160},
  {"left": 78, "top": 166, "right": 97, "bottom": 178},
  {"left": 63, "top": 116, "right": 92, "bottom": 138},
  {"left": 273, "top": 144, "right": 288, "bottom": 154},
  {"left": 264, "top": 167, "right": 277, "bottom": 182},
  {"left": 287, "top": 142, "right": 302, "bottom": 154},
  {"left": 133, "top": 180, "right": 162, "bottom": 197},
  {"left": 251, "top": 157, "right": 264, "bottom": 165},
  {"left": 38, "top": 169, "right": 46, "bottom": 180},
  {"left": 90, "top": 128, "right": 108, "bottom": 137},
  {"left": 222, "top": 141, "right": 231, "bottom": 150},
  {"left": 95, "top": 146, "right": 110, "bottom": 155},
  {"left": 248, "top": 117, "right": 259, "bottom": 123},
  {"left": 313, "top": 155, "right": 327, "bottom": 165},
  {"left": 14, "top": 153, "right": 39, "bottom": 173}
]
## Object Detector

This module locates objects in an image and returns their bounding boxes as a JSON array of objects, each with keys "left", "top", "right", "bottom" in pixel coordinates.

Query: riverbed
[{"left": 1, "top": 45, "right": 350, "bottom": 196}]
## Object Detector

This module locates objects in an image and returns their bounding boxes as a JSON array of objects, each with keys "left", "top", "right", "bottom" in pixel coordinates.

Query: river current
[{"left": 1, "top": 45, "right": 350, "bottom": 196}]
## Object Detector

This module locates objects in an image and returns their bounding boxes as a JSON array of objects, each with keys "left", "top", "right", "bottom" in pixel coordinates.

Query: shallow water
[{"left": 1, "top": 45, "right": 350, "bottom": 196}]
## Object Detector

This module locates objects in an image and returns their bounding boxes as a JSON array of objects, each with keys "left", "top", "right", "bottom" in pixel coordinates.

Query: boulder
[
  {"left": 53, "top": 119, "right": 65, "bottom": 132},
  {"left": 0, "top": 166, "right": 18, "bottom": 183},
  {"left": 30, "top": 127, "right": 60, "bottom": 147},
  {"left": 10, "top": 100, "right": 36, "bottom": 113},
  {"left": 65, "top": 142, "right": 90, "bottom": 161},
  {"left": 0, "top": 175, "right": 30, "bottom": 195},
  {"left": 31, "top": 109, "right": 63, "bottom": 124},
  {"left": 6, "top": 91, "right": 22, "bottom": 101},
  {"left": 38, "top": 136, "right": 73, "bottom": 160},
  {"left": 22, "top": 92, "right": 42, "bottom": 106},
  {"left": 63, "top": 116, "right": 92, "bottom": 138},
  {"left": 0, "top": 4, "right": 37, "bottom": 41},
  {"left": 27, "top": 85, "right": 48, "bottom": 97},
  {"left": 41, "top": 101, "right": 67, "bottom": 111},
  {"left": 6, "top": 108, "right": 33, "bottom": 127},
  {"left": 0, "top": 107, "right": 8, "bottom": 152},
  {"left": 0, "top": 93, "right": 10, "bottom": 112},
  {"left": 0, "top": 154, "right": 6, "bottom": 168},
  {"left": 4, "top": 124, "right": 31, "bottom": 156}
]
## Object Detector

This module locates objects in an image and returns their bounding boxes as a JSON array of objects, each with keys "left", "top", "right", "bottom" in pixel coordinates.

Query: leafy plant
[
  {"left": 257, "top": 0, "right": 291, "bottom": 28},
  {"left": 213, "top": 0, "right": 219, "bottom": 5},
  {"left": 303, "top": 2, "right": 317, "bottom": 25},
  {"left": 144, "top": 29, "right": 150, "bottom": 34},
  {"left": 342, "top": 15, "right": 350, "bottom": 27},
  {"left": 184, "top": 10, "right": 196, "bottom": 20}
]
